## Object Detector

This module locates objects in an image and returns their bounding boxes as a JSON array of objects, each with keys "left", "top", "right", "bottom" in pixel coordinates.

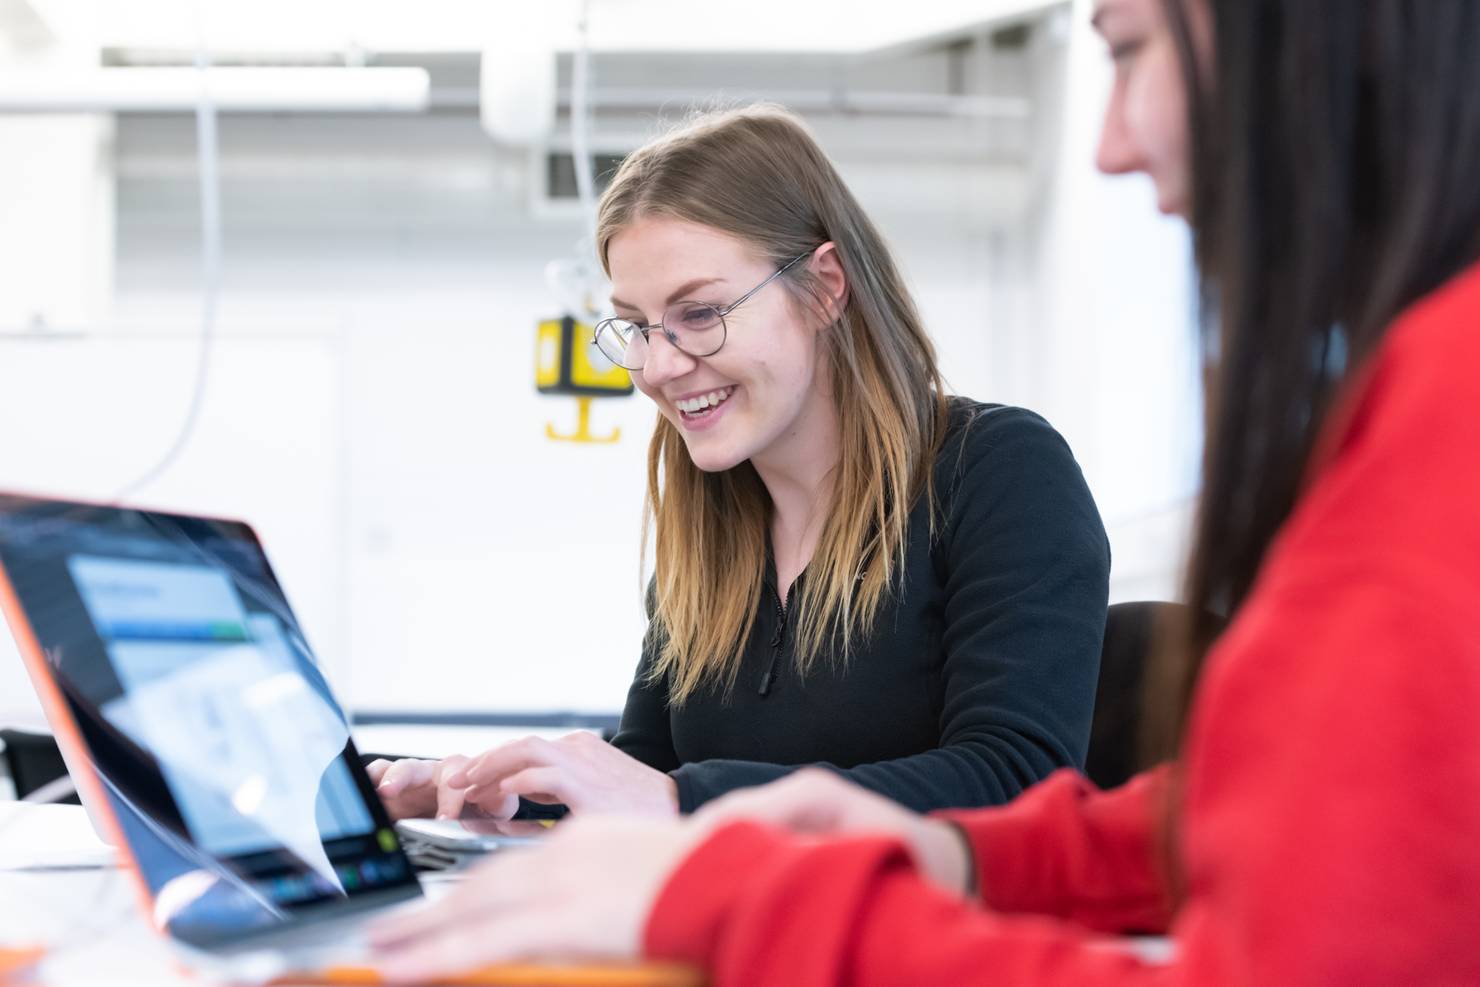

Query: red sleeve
[
  {"left": 646, "top": 820, "right": 1170, "bottom": 987},
  {"left": 643, "top": 266, "right": 1480, "bottom": 987},
  {"left": 937, "top": 765, "right": 1174, "bottom": 934}
]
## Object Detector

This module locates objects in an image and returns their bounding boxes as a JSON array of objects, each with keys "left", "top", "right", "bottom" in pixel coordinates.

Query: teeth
[{"left": 677, "top": 386, "right": 735, "bottom": 414}]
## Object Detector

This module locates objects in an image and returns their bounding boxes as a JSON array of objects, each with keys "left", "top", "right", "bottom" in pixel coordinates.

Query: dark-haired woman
[{"left": 368, "top": 0, "right": 1480, "bottom": 982}]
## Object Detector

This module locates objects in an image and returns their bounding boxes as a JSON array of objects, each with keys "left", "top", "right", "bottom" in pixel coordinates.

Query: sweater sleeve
[
  {"left": 670, "top": 407, "right": 1111, "bottom": 812},
  {"left": 937, "top": 765, "right": 1175, "bottom": 934},
  {"left": 646, "top": 821, "right": 1170, "bottom": 987}
]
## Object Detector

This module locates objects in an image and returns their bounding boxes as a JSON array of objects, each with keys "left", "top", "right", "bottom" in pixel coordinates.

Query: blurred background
[{"left": 0, "top": 0, "right": 1199, "bottom": 732}]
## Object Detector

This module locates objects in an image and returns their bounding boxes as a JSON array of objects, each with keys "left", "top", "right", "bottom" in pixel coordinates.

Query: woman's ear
[{"left": 808, "top": 242, "right": 848, "bottom": 329}]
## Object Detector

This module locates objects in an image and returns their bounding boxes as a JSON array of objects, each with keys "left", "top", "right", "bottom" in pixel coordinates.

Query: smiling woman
[{"left": 368, "top": 104, "right": 1111, "bottom": 823}]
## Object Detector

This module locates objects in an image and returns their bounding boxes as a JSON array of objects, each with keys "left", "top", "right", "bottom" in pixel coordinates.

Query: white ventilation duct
[
  {"left": 0, "top": 66, "right": 430, "bottom": 113},
  {"left": 478, "top": 25, "right": 555, "bottom": 145}
]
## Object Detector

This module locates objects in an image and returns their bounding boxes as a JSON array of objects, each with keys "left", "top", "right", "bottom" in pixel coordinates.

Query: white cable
[
  {"left": 113, "top": 0, "right": 221, "bottom": 504},
  {"left": 567, "top": 0, "right": 604, "bottom": 317},
  {"left": 19, "top": 773, "right": 77, "bottom": 805},
  {"left": 571, "top": 0, "right": 597, "bottom": 241}
]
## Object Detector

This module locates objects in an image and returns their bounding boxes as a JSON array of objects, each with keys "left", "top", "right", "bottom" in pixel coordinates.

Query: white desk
[
  {"left": 0, "top": 801, "right": 190, "bottom": 986},
  {"left": 0, "top": 801, "right": 463, "bottom": 987},
  {"left": 0, "top": 860, "right": 179, "bottom": 986}
]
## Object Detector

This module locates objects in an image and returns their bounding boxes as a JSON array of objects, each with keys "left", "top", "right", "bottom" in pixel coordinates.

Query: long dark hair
[{"left": 1147, "top": 0, "right": 1480, "bottom": 758}]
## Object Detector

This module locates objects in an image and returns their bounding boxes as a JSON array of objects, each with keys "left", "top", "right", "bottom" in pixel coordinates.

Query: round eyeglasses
[{"left": 592, "top": 251, "right": 811, "bottom": 371}]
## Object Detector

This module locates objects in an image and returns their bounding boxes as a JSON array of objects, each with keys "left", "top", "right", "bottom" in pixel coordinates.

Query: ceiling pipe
[{"left": 0, "top": 66, "right": 431, "bottom": 113}]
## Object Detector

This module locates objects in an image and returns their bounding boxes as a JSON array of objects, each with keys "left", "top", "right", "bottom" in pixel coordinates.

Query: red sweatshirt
[{"left": 643, "top": 259, "right": 1480, "bottom": 986}]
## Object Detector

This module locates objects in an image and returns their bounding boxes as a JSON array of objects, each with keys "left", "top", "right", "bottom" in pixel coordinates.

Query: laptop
[{"left": 0, "top": 492, "right": 422, "bottom": 979}]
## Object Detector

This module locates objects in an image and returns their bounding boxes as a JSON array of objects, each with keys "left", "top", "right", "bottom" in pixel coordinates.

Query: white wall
[{"left": 990, "top": 1, "right": 1201, "bottom": 602}]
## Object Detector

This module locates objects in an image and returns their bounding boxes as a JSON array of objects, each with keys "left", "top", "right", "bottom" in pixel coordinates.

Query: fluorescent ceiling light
[{"left": 0, "top": 66, "right": 430, "bottom": 113}]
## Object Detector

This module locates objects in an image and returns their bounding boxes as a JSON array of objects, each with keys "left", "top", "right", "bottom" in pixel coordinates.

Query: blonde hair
[{"left": 597, "top": 105, "right": 949, "bottom": 704}]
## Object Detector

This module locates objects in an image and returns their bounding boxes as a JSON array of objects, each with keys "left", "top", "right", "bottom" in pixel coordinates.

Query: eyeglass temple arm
[
  {"left": 716, "top": 250, "right": 813, "bottom": 317},
  {"left": 592, "top": 248, "right": 815, "bottom": 339}
]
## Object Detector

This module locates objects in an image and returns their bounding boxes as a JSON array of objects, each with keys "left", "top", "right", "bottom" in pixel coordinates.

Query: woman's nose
[
  {"left": 640, "top": 331, "right": 698, "bottom": 385},
  {"left": 1095, "top": 94, "right": 1144, "bottom": 177}
]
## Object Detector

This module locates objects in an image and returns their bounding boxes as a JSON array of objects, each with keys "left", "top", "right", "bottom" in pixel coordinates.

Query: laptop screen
[{"left": 0, "top": 495, "right": 419, "bottom": 946}]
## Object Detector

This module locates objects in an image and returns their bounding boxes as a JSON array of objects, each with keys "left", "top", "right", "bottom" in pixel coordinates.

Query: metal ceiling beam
[{"left": 865, "top": 0, "right": 1069, "bottom": 59}]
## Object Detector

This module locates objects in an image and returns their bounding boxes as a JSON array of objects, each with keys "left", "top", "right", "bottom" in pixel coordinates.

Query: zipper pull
[
  {"left": 761, "top": 598, "right": 786, "bottom": 695},
  {"left": 767, "top": 595, "right": 787, "bottom": 647}
]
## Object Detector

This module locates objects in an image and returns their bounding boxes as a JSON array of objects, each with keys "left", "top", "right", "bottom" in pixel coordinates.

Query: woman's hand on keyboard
[
  {"left": 365, "top": 755, "right": 520, "bottom": 821},
  {"left": 444, "top": 731, "right": 679, "bottom": 818}
]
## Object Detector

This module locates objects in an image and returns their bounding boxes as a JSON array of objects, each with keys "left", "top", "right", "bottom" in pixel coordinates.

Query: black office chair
[
  {"left": 1085, "top": 601, "right": 1184, "bottom": 791},
  {"left": 0, "top": 728, "right": 78, "bottom": 804}
]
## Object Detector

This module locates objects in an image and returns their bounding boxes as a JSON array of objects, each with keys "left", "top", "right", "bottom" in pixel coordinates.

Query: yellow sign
[
  {"left": 536, "top": 315, "right": 631, "bottom": 444},
  {"left": 536, "top": 316, "right": 632, "bottom": 396}
]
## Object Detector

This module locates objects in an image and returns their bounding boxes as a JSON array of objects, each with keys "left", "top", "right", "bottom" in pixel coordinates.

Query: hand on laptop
[
  {"left": 368, "top": 813, "right": 703, "bottom": 982},
  {"left": 692, "top": 767, "right": 974, "bottom": 897},
  {"left": 367, "top": 732, "right": 679, "bottom": 822},
  {"left": 366, "top": 754, "right": 519, "bottom": 821},
  {"left": 366, "top": 771, "right": 968, "bottom": 983},
  {"left": 444, "top": 731, "right": 680, "bottom": 817}
]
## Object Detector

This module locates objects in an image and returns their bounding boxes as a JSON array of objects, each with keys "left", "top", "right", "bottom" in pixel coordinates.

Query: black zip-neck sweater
[{"left": 612, "top": 400, "right": 1111, "bottom": 814}]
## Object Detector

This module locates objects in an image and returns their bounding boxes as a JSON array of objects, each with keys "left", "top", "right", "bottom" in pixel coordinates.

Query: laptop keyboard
[{"left": 399, "top": 834, "right": 465, "bottom": 873}]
